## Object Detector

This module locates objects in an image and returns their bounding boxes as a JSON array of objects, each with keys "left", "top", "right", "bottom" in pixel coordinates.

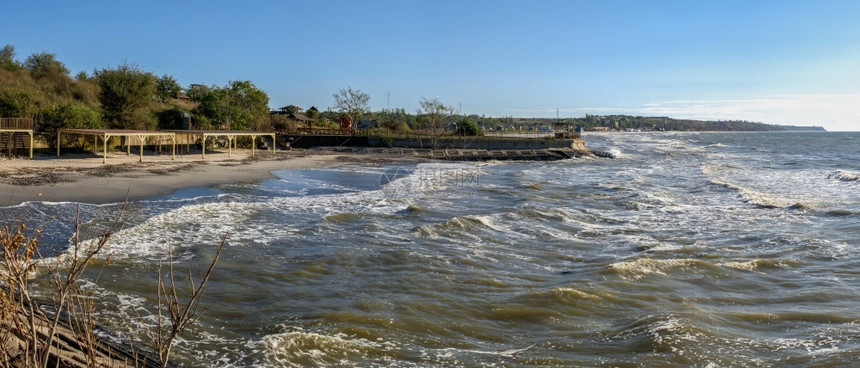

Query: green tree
[
  {"left": 224, "top": 80, "right": 269, "bottom": 130},
  {"left": 455, "top": 117, "right": 481, "bottom": 136},
  {"left": 95, "top": 63, "right": 156, "bottom": 129},
  {"left": 305, "top": 106, "right": 320, "bottom": 120},
  {"left": 190, "top": 81, "right": 268, "bottom": 130},
  {"left": 0, "top": 45, "right": 21, "bottom": 71},
  {"left": 0, "top": 88, "right": 36, "bottom": 117},
  {"left": 419, "top": 97, "right": 454, "bottom": 149},
  {"left": 155, "top": 74, "right": 181, "bottom": 102},
  {"left": 332, "top": 87, "right": 370, "bottom": 121},
  {"left": 190, "top": 86, "right": 227, "bottom": 129},
  {"left": 185, "top": 84, "right": 211, "bottom": 101},
  {"left": 24, "top": 52, "right": 69, "bottom": 79}
]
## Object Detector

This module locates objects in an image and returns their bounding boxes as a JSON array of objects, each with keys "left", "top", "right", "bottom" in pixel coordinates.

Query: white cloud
[{"left": 585, "top": 94, "right": 860, "bottom": 131}]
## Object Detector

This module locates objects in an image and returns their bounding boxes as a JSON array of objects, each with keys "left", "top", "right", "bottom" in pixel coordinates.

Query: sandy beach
[{"left": 0, "top": 149, "right": 392, "bottom": 207}]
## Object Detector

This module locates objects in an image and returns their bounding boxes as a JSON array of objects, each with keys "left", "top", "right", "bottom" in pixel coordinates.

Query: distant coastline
[{"left": 501, "top": 114, "right": 826, "bottom": 133}]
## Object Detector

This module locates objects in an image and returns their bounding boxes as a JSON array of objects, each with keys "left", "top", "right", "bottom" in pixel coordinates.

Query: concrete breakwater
[
  {"left": 315, "top": 146, "right": 610, "bottom": 161},
  {"left": 367, "top": 136, "right": 585, "bottom": 151},
  {"left": 278, "top": 134, "right": 585, "bottom": 150},
  {"left": 277, "top": 134, "right": 607, "bottom": 160}
]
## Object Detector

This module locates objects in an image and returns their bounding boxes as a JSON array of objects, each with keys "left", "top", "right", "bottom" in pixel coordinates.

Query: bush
[
  {"left": 381, "top": 119, "right": 411, "bottom": 133},
  {"left": 251, "top": 115, "right": 275, "bottom": 132},
  {"left": 37, "top": 103, "right": 102, "bottom": 149},
  {"left": 455, "top": 117, "right": 481, "bottom": 136},
  {"left": 366, "top": 127, "right": 395, "bottom": 147},
  {"left": 0, "top": 88, "right": 36, "bottom": 117},
  {"left": 130, "top": 108, "right": 158, "bottom": 131},
  {"left": 270, "top": 115, "right": 296, "bottom": 132},
  {"left": 190, "top": 112, "right": 212, "bottom": 130},
  {"left": 157, "top": 108, "right": 190, "bottom": 130}
]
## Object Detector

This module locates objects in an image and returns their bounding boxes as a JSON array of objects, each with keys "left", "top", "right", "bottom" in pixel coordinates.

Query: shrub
[
  {"left": 37, "top": 103, "right": 102, "bottom": 149},
  {"left": 157, "top": 108, "right": 190, "bottom": 130},
  {"left": 455, "top": 117, "right": 481, "bottom": 136},
  {"left": 0, "top": 88, "right": 36, "bottom": 117},
  {"left": 270, "top": 115, "right": 296, "bottom": 132}
]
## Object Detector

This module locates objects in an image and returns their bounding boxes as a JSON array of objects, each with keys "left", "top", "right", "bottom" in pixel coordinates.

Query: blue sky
[{"left": 2, "top": 0, "right": 859, "bottom": 131}]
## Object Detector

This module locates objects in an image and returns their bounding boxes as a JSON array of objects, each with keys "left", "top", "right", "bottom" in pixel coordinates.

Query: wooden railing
[{"left": 0, "top": 118, "right": 34, "bottom": 130}]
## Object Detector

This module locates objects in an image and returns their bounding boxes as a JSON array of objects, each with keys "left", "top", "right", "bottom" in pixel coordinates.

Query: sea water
[{"left": 3, "top": 132, "right": 859, "bottom": 367}]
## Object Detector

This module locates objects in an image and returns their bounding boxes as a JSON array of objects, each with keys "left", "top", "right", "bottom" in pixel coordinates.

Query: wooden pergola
[
  {"left": 0, "top": 118, "right": 34, "bottom": 159},
  {"left": 167, "top": 130, "right": 276, "bottom": 159},
  {"left": 57, "top": 129, "right": 176, "bottom": 164}
]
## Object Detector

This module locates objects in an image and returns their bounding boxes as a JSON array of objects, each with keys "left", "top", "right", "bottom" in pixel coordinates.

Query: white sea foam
[
  {"left": 707, "top": 177, "right": 814, "bottom": 209},
  {"left": 554, "top": 287, "right": 604, "bottom": 301},
  {"left": 433, "top": 344, "right": 535, "bottom": 358},
  {"left": 82, "top": 200, "right": 263, "bottom": 261},
  {"left": 831, "top": 169, "right": 860, "bottom": 182},
  {"left": 648, "top": 316, "right": 684, "bottom": 346},
  {"left": 62, "top": 182, "right": 413, "bottom": 262},
  {"left": 259, "top": 330, "right": 391, "bottom": 367},
  {"left": 607, "top": 258, "right": 708, "bottom": 280},
  {"left": 379, "top": 162, "right": 485, "bottom": 201},
  {"left": 718, "top": 259, "right": 789, "bottom": 272},
  {"left": 700, "top": 164, "right": 735, "bottom": 176}
]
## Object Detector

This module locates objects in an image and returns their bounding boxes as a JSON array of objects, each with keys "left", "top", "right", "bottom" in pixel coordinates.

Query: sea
[{"left": 3, "top": 131, "right": 859, "bottom": 367}]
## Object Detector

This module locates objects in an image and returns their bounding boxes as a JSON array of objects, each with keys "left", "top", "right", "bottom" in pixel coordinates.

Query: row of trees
[
  {"left": 1, "top": 44, "right": 271, "bottom": 148},
  {"left": 3, "top": 43, "right": 489, "bottom": 150},
  {"left": 326, "top": 88, "right": 482, "bottom": 138}
]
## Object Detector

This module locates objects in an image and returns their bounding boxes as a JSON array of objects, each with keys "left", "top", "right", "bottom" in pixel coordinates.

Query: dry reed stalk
[{"left": 135, "top": 236, "right": 225, "bottom": 368}]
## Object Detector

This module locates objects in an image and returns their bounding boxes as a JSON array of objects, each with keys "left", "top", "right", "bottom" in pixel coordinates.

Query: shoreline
[{"left": 1, "top": 150, "right": 401, "bottom": 207}]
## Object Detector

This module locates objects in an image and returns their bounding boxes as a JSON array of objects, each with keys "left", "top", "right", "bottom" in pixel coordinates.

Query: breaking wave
[
  {"left": 708, "top": 177, "right": 813, "bottom": 209},
  {"left": 260, "top": 330, "right": 393, "bottom": 367},
  {"left": 605, "top": 258, "right": 720, "bottom": 280},
  {"left": 830, "top": 170, "right": 860, "bottom": 182}
]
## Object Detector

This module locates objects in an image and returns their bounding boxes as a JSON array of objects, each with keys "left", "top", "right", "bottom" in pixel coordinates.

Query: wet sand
[{"left": 1, "top": 150, "right": 347, "bottom": 206}]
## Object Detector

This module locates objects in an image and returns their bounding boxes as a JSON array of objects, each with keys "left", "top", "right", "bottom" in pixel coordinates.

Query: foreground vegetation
[{"left": 0, "top": 206, "right": 223, "bottom": 367}]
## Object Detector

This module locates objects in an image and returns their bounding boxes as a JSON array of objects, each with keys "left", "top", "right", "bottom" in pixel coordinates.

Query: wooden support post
[
  {"left": 171, "top": 135, "right": 176, "bottom": 160},
  {"left": 202, "top": 134, "right": 207, "bottom": 159},
  {"left": 252, "top": 135, "right": 256, "bottom": 156},
  {"left": 103, "top": 135, "right": 108, "bottom": 164},
  {"left": 28, "top": 131, "right": 33, "bottom": 159},
  {"left": 138, "top": 135, "right": 145, "bottom": 162}
]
